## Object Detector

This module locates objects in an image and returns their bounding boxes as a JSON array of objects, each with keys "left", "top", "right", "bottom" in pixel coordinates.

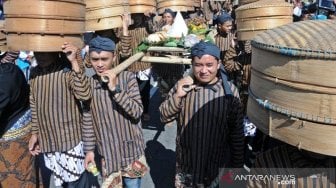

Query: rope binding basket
[{"left": 247, "top": 20, "right": 336, "bottom": 156}]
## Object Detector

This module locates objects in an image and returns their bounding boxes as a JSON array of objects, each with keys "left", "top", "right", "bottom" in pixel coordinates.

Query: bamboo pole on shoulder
[
  {"left": 141, "top": 56, "right": 191, "bottom": 64},
  {"left": 147, "top": 46, "right": 188, "bottom": 53},
  {"left": 112, "top": 52, "right": 145, "bottom": 74}
]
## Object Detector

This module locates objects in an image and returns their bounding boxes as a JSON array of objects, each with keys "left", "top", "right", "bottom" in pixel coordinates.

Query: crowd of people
[{"left": 1, "top": 0, "right": 336, "bottom": 188}]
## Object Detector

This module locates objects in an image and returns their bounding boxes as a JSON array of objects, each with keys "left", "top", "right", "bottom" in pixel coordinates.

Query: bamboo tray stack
[
  {"left": 0, "top": 21, "right": 7, "bottom": 51},
  {"left": 239, "top": 0, "right": 259, "bottom": 5},
  {"left": 247, "top": 20, "right": 336, "bottom": 156},
  {"left": 236, "top": 0, "right": 293, "bottom": 41},
  {"left": 157, "top": 0, "right": 194, "bottom": 14},
  {"left": 4, "top": 0, "right": 85, "bottom": 51},
  {"left": 194, "top": 0, "right": 201, "bottom": 8},
  {"left": 129, "top": 0, "right": 156, "bottom": 14},
  {"left": 85, "top": 0, "right": 129, "bottom": 31}
]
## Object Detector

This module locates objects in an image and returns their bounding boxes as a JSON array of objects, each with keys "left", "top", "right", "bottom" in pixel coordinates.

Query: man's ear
[
  {"left": 112, "top": 52, "right": 117, "bottom": 62},
  {"left": 217, "top": 60, "right": 221, "bottom": 69}
]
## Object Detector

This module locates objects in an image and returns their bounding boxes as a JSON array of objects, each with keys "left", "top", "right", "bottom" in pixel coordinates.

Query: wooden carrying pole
[
  {"left": 109, "top": 52, "right": 192, "bottom": 78},
  {"left": 141, "top": 56, "right": 191, "bottom": 64},
  {"left": 112, "top": 52, "right": 145, "bottom": 74},
  {"left": 147, "top": 46, "right": 188, "bottom": 53}
]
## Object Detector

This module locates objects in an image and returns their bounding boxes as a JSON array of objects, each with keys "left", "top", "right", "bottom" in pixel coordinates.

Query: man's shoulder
[{"left": 118, "top": 70, "right": 136, "bottom": 79}]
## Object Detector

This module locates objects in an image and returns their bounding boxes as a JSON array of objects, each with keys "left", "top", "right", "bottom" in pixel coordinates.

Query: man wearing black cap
[
  {"left": 159, "top": 41, "right": 244, "bottom": 187},
  {"left": 83, "top": 36, "right": 147, "bottom": 188},
  {"left": 209, "top": 13, "right": 242, "bottom": 86}
]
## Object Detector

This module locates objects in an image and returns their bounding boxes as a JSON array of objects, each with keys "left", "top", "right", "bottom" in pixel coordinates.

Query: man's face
[
  {"left": 192, "top": 54, "right": 220, "bottom": 84},
  {"left": 90, "top": 51, "right": 115, "bottom": 75},
  {"left": 218, "top": 20, "right": 233, "bottom": 34}
]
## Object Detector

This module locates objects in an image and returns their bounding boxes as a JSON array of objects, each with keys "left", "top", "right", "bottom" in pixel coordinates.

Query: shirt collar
[{"left": 193, "top": 78, "right": 221, "bottom": 92}]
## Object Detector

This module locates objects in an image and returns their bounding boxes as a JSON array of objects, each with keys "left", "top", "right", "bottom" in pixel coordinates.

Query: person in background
[
  {"left": 121, "top": 12, "right": 155, "bottom": 121},
  {"left": 83, "top": 36, "right": 147, "bottom": 188},
  {"left": 209, "top": 13, "right": 241, "bottom": 88},
  {"left": 0, "top": 61, "right": 36, "bottom": 188},
  {"left": 159, "top": 41, "right": 244, "bottom": 187},
  {"left": 202, "top": 0, "right": 223, "bottom": 26},
  {"left": 28, "top": 43, "right": 92, "bottom": 187},
  {"left": 17, "top": 51, "right": 35, "bottom": 80},
  {"left": 161, "top": 8, "right": 176, "bottom": 32}
]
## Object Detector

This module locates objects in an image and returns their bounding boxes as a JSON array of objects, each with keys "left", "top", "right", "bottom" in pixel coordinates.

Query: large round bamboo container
[
  {"left": 157, "top": 0, "right": 194, "bottom": 14},
  {"left": 235, "top": 0, "right": 293, "bottom": 41},
  {"left": 4, "top": 0, "right": 85, "bottom": 51},
  {"left": 129, "top": 0, "right": 156, "bottom": 14},
  {"left": 85, "top": 0, "right": 129, "bottom": 31},
  {"left": 239, "top": 0, "right": 259, "bottom": 5},
  {"left": 194, "top": 0, "right": 201, "bottom": 8},
  {"left": 0, "top": 21, "right": 7, "bottom": 51},
  {"left": 247, "top": 20, "right": 336, "bottom": 156}
]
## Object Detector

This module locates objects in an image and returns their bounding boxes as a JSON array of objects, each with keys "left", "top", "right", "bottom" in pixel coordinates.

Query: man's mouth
[{"left": 96, "top": 69, "right": 105, "bottom": 73}]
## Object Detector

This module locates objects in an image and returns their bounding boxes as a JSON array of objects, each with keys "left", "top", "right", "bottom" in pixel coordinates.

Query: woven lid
[
  {"left": 239, "top": 0, "right": 259, "bottom": 5},
  {"left": 236, "top": 0, "right": 292, "bottom": 11},
  {"left": 252, "top": 20, "right": 336, "bottom": 59},
  {"left": 85, "top": 0, "right": 128, "bottom": 9},
  {"left": 0, "top": 21, "right": 6, "bottom": 51}
]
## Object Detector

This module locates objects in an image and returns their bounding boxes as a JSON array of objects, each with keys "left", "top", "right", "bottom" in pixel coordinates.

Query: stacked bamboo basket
[
  {"left": 239, "top": 0, "right": 259, "bottom": 5},
  {"left": 247, "top": 20, "right": 336, "bottom": 156},
  {"left": 4, "top": 0, "right": 85, "bottom": 51},
  {"left": 85, "top": 0, "right": 129, "bottom": 31},
  {"left": 0, "top": 21, "right": 7, "bottom": 51},
  {"left": 194, "top": 0, "right": 201, "bottom": 8},
  {"left": 235, "top": 0, "right": 293, "bottom": 41},
  {"left": 157, "top": 0, "right": 195, "bottom": 14},
  {"left": 85, "top": 0, "right": 157, "bottom": 31},
  {"left": 129, "top": 0, "right": 156, "bottom": 14}
]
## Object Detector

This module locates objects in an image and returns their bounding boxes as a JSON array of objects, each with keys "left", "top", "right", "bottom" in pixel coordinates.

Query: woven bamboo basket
[
  {"left": 239, "top": 0, "right": 259, "bottom": 5},
  {"left": 4, "top": 0, "right": 85, "bottom": 51},
  {"left": 194, "top": 0, "right": 201, "bottom": 8},
  {"left": 247, "top": 20, "right": 336, "bottom": 156},
  {"left": 0, "top": 21, "right": 6, "bottom": 51},
  {"left": 157, "top": 0, "right": 194, "bottom": 14},
  {"left": 129, "top": 0, "right": 156, "bottom": 13},
  {"left": 236, "top": 0, "right": 293, "bottom": 41},
  {"left": 85, "top": 0, "right": 128, "bottom": 31}
]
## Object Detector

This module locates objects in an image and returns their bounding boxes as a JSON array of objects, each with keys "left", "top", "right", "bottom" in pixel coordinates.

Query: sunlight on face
[
  {"left": 90, "top": 51, "right": 115, "bottom": 76},
  {"left": 192, "top": 54, "right": 220, "bottom": 84}
]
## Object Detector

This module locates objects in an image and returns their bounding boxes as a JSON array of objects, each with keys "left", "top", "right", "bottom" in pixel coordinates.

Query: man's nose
[
  {"left": 201, "top": 67, "right": 207, "bottom": 73},
  {"left": 98, "top": 60, "right": 103, "bottom": 67}
]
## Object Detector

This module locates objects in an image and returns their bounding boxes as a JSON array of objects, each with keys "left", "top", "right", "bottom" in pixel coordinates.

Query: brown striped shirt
[
  {"left": 215, "top": 32, "right": 235, "bottom": 57},
  {"left": 82, "top": 71, "right": 145, "bottom": 175},
  {"left": 30, "top": 62, "right": 91, "bottom": 153},
  {"left": 248, "top": 144, "right": 336, "bottom": 188},
  {"left": 215, "top": 32, "right": 241, "bottom": 73},
  {"left": 0, "top": 51, "right": 19, "bottom": 64},
  {"left": 159, "top": 77, "right": 245, "bottom": 185},
  {"left": 123, "top": 27, "right": 151, "bottom": 73}
]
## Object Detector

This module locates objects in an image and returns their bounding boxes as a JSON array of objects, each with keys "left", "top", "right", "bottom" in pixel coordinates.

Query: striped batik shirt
[
  {"left": 248, "top": 144, "right": 336, "bottom": 188},
  {"left": 215, "top": 32, "right": 241, "bottom": 73},
  {"left": 123, "top": 27, "right": 151, "bottom": 73},
  {"left": 159, "top": 77, "right": 245, "bottom": 185},
  {"left": 30, "top": 62, "right": 91, "bottom": 153},
  {"left": 82, "top": 71, "right": 145, "bottom": 175},
  {"left": 0, "top": 51, "right": 19, "bottom": 64}
]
